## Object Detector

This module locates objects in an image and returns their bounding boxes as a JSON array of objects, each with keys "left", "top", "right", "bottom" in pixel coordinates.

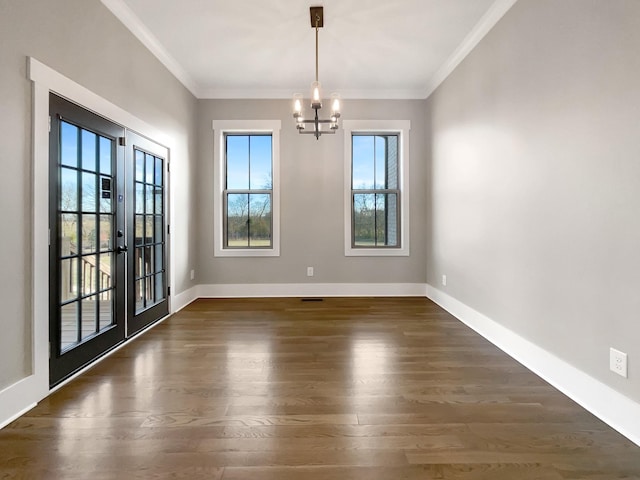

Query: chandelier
[{"left": 292, "top": 6, "right": 341, "bottom": 140}]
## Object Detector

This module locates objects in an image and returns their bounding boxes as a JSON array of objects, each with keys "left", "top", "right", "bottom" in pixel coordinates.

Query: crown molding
[
  {"left": 197, "top": 88, "right": 427, "bottom": 100},
  {"left": 422, "top": 0, "right": 519, "bottom": 99},
  {"left": 102, "top": 0, "right": 518, "bottom": 101},
  {"left": 100, "top": 0, "right": 202, "bottom": 98}
]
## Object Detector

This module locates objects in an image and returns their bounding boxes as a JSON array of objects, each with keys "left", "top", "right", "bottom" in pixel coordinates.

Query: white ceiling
[{"left": 102, "top": 0, "right": 517, "bottom": 99}]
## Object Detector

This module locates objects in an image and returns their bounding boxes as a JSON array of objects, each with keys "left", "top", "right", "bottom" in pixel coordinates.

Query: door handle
[{"left": 116, "top": 245, "right": 128, "bottom": 254}]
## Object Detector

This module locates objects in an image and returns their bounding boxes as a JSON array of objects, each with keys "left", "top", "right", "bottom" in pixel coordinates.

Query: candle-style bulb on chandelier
[{"left": 292, "top": 6, "right": 341, "bottom": 140}]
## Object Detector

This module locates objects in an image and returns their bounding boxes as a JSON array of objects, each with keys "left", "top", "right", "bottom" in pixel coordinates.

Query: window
[
  {"left": 352, "top": 134, "right": 399, "bottom": 247},
  {"left": 343, "top": 120, "right": 410, "bottom": 256},
  {"left": 224, "top": 134, "right": 272, "bottom": 248},
  {"left": 213, "top": 120, "right": 280, "bottom": 257}
]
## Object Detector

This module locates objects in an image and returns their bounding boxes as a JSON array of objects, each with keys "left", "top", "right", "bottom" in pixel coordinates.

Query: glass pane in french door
[
  {"left": 127, "top": 131, "right": 169, "bottom": 336},
  {"left": 58, "top": 121, "right": 116, "bottom": 350},
  {"left": 134, "top": 150, "right": 165, "bottom": 311}
]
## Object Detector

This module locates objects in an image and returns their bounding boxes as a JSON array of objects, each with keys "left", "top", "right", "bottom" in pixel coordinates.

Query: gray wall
[
  {"left": 0, "top": 0, "right": 197, "bottom": 390},
  {"left": 196, "top": 99, "right": 428, "bottom": 285},
  {"left": 427, "top": 0, "right": 640, "bottom": 401}
]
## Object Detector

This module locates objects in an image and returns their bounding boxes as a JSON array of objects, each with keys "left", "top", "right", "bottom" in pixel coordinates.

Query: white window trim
[
  {"left": 343, "top": 119, "right": 411, "bottom": 257},
  {"left": 213, "top": 120, "right": 281, "bottom": 257}
]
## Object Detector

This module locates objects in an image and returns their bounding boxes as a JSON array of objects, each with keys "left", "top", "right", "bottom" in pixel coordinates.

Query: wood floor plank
[
  {"left": 0, "top": 297, "right": 638, "bottom": 479},
  {"left": 221, "top": 464, "right": 564, "bottom": 480}
]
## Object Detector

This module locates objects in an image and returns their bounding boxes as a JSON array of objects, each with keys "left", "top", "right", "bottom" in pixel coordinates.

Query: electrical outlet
[
  {"left": 610, "top": 348, "right": 628, "bottom": 378},
  {"left": 190, "top": 269, "right": 195, "bottom": 281},
  {"left": 307, "top": 266, "right": 314, "bottom": 277},
  {"left": 442, "top": 274, "right": 447, "bottom": 286}
]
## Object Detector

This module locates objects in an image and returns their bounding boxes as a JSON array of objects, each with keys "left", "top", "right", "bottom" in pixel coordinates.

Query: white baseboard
[
  {"left": 172, "top": 285, "right": 199, "bottom": 313},
  {"left": 0, "top": 376, "right": 39, "bottom": 430},
  {"left": 426, "top": 284, "right": 640, "bottom": 447},
  {"left": 197, "top": 283, "right": 428, "bottom": 298}
]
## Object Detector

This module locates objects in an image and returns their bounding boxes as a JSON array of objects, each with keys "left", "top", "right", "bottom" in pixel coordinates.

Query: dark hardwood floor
[{"left": 1, "top": 297, "right": 639, "bottom": 479}]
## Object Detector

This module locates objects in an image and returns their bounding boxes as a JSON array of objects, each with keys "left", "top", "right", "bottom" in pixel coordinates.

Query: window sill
[
  {"left": 345, "top": 246, "right": 409, "bottom": 257},
  {"left": 214, "top": 247, "right": 280, "bottom": 258}
]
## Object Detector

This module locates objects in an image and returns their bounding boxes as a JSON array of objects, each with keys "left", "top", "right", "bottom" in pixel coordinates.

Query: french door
[
  {"left": 49, "top": 94, "right": 168, "bottom": 386},
  {"left": 126, "top": 131, "right": 169, "bottom": 335}
]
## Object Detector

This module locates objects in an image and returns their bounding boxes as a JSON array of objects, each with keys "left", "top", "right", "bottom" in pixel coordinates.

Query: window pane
[
  {"left": 135, "top": 150, "right": 144, "bottom": 182},
  {"left": 352, "top": 135, "right": 375, "bottom": 189},
  {"left": 135, "top": 215, "right": 144, "bottom": 245},
  {"left": 60, "top": 257, "right": 78, "bottom": 301},
  {"left": 353, "top": 193, "right": 375, "bottom": 246},
  {"left": 99, "top": 136, "right": 111, "bottom": 175},
  {"left": 154, "top": 187, "right": 163, "bottom": 214},
  {"left": 145, "top": 215, "right": 154, "bottom": 244},
  {"left": 81, "top": 255, "right": 98, "bottom": 295},
  {"left": 155, "top": 273, "right": 164, "bottom": 302},
  {"left": 82, "top": 130, "right": 97, "bottom": 171},
  {"left": 386, "top": 135, "right": 399, "bottom": 189},
  {"left": 99, "top": 215, "right": 112, "bottom": 252},
  {"left": 375, "top": 136, "right": 386, "bottom": 189},
  {"left": 98, "top": 253, "right": 113, "bottom": 291},
  {"left": 249, "top": 193, "right": 271, "bottom": 247},
  {"left": 145, "top": 153, "right": 155, "bottom": 183},
  {"left": 375, "top": 194, "right": 387, "bottom": 245},
  {"left": 135, "top": 182, "right": 144, "bottom": 214},
  {"left": 249, "top": 135, "right": 272, "bottom": 189},
  {"left": 135, "top": 246, "right": 144, "bottom": 279},
  {"left": 145, "top": 273, "right": 155, "bottom": 306},
  {"left": 81, "top": 215, "right": 97, "bottom": 253},
  {"left": 154, "top": 216, "right": 163, "bottom": 244},
  {"left": 60, "top": 302, "right": 79, "bottom": 350},
  {"left": 353, "top": 193, "right": 399, "bottom": 247},
  {"left": 61, "top": 122, "right": 79, "bottom": 168},
  {"left": 145, "top": 185, "right": 154, "bottom": 214},
  {"left": 60, "top": 214, "right": 78, "bottom": 251},
  {"left": 99, "top": 298, "right": 113, "bottom": 331},
  {"left": 226, "top": 135, "right": 249, "bottom": 189},
  {"left": 385, "top": 193, "right": 399, "bottom": 246},
  {"left": 81, "top": 172, "right": 97, "bottom": 212},
  {"left": 136, "top": 279, "right": 144, "bottom": 312},
  {"left": 155, "top": 157, "right": 163, "bottom": 185},
  {"left": 60, "top": 167, "right": 77, "bottom": 211},
  {"left": 81, "top": 296, "right": 97, "bottom": 341},
  {"left": 145, "top": 245, "right": 154, "bottom": 276},
  {"left": 227, "top": 193, "right": 249, "bottom": 247},
  {"left": 154, "top": 243, "right": 163, "bottom": 273}
]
